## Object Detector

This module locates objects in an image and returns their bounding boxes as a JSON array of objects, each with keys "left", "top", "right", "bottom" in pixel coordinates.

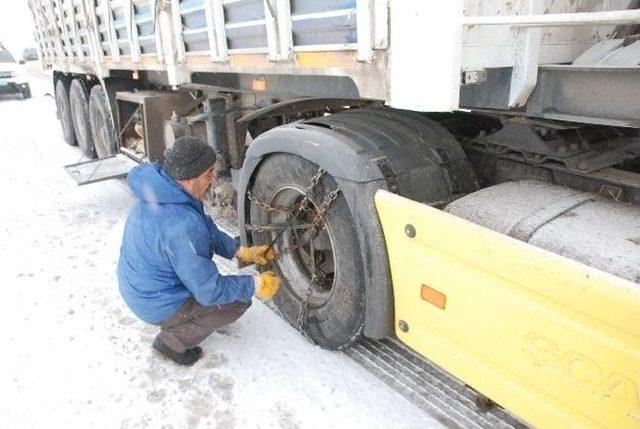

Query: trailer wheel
[
  {"left": 249, "top": 153, "right": 365, "bottom": 349},
  {"left": 89, "top": 85, "right": 117, "bottom": 158},
  {"left": 55, "top": 80, "right": 76, "bottom": 146},
  {"left": 69, "top": 79, "right": 96, "bottom": 158}
]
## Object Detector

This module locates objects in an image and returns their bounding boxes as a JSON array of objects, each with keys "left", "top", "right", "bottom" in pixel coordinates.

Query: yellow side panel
[{"left": 375, "top": 190, "right": 640, "bottom": 429}]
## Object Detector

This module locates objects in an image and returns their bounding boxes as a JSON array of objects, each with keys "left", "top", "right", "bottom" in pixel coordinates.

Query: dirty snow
[{"left": 0, "top": 70, "right": 443, "bottom": 428}]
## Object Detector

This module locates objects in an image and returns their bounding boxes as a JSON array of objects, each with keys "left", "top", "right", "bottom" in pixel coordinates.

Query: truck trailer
[{"left": 28, "top": 1, "right": 640, "bottom": 428}]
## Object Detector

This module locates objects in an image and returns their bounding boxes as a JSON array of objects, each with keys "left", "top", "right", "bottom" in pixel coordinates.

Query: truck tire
[
  {"left": 249, "top": 153, "right": 365, "bottom": 349},
  {"left": 55, "top": 79, "right": 76, "bottom": 146},
  {"left": 22, "top": 85, "right": 31, "bottom": 99},
  {"left": 69, "top": 79, "right": 96, "bottom": 158},
  {"left": 89, "top": 84, "right": 117, "bottom": 158}
]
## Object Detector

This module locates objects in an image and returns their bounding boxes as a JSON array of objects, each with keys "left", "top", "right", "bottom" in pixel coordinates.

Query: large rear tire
[
  {"left": 55, "top": 80, "right": 76, "bottom": 146},
  {"left": 69, "top": 79, "right": 96, "bottom": 158},
  {"left": 249, "top": 153, "right": 365, "bottom": 349},
  {"left": 89, "top": 85, "right": 117, "bottom": 158}
]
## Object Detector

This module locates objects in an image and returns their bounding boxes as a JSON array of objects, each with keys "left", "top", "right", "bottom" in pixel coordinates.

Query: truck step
[{"left": 346, "top": 338, "right": 528, "bottom": 429}]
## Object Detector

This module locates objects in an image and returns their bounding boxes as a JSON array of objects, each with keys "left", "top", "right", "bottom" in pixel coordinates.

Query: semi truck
[{"left": 28, "top": 1, "right": 639, "bottom": 428}]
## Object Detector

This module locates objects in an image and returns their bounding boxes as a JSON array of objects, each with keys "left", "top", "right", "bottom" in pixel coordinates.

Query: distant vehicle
[
  {"left": 22, "top": 48, "right": 38, "bottom": 62},
  {"left": 0, "top": 45, "right": 30, "bottom": 99}
]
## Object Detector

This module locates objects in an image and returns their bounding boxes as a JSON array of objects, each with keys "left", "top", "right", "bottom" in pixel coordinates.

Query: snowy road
[{"left": 0, "top": 71, "right": 443, "bottom": 428}]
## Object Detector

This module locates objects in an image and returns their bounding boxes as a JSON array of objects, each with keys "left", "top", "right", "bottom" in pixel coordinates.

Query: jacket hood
[{"left": 127, "top": 163, "right": 195, "bottom": 205}]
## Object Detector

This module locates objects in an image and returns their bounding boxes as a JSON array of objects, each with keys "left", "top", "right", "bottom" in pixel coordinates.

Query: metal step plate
[
  {"left": 64, "top": 154, "right": 138, "bottom": 185},
  {"left": 346, "top": 338, "right": 528, "bottom": 429}
]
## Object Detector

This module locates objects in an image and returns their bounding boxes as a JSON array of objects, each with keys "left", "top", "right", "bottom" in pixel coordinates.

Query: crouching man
[{"left": 117, "top": 136, "right": 279, "bottom": 366}]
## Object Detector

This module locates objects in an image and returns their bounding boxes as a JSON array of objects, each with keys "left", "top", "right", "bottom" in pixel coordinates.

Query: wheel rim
[
  {"left": 91, "top": 102, "right": 112, "bottom": 157},
  {"left": 71, "top": 93, "right": 88, "bottom": 144},
  {"left": 56, "top": 90, "right": 71, "bottom": 139},
  {"left": 268, "top": 186, "right": 337, "bottom": 307}
]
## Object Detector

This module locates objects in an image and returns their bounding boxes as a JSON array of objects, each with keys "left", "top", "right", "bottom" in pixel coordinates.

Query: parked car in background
[
  {"left": 0, "top": 44, "right": 30, "bottom": 99},
  {"left": 22, "top": 47, "right": 38, "bottom": 62}
]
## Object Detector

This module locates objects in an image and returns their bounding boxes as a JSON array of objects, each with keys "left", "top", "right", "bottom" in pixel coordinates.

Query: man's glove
[
  {"left": 254, "top": 271, "right": 281, "bottom": 300},
  {"left": 237, "top": 245, "right": 276, "bottom": 266}
]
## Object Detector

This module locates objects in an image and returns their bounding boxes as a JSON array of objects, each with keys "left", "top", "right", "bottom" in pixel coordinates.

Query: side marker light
[{"left": 421, "top": 284, "right": 446, "bottom": 309}]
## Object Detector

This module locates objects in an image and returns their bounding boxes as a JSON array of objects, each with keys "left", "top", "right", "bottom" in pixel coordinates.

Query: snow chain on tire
[{"left": 246, "top": 167, "right": 341, "bottom": 338}]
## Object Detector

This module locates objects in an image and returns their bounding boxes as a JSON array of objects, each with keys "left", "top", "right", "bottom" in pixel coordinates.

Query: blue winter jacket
[{"left": 117, "top": 163, "right": 254, "bottom": 324}]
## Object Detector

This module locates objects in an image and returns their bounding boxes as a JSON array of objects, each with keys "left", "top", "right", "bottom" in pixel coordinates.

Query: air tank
[{"left": 445, "top": 180, "right": 640, "bottom": 283}]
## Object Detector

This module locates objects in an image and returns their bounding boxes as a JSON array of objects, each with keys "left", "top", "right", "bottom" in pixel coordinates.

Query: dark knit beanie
[{"left": 162, "top": 136, "right": 217, "bottom": 180}]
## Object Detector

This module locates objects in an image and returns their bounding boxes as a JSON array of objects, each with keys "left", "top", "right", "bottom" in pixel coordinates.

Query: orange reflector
[
  {"left": 421, "top": 284, "right": 446, "bottom": 309},
  {"left": 252, "top": 79, "right": 267, "bottom": 91}
]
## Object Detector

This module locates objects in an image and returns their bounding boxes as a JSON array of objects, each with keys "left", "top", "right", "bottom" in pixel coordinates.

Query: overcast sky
[{"left": 0, "top": 1, "right": 36, "bottom": 56}]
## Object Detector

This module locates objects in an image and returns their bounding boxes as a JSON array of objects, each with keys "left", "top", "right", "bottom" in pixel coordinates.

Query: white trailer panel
[{"left": 29, "top": 1, "right": 640, "bottom": 114}]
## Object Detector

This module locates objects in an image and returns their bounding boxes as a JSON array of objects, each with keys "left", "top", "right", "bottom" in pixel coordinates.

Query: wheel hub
[{"left": 268, "top": 186, "right": 336, "bottom": 307}]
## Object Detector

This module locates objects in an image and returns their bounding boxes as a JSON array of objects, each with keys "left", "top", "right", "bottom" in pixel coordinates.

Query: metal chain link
[
  {"left": 246, "top": 191, "right": 296, "bottom": 213},
  {"left": 247, "top": 167, "right": 340, "bottom": 337},
  {"left": 267, "top": 188, "right": 341, "bottom": 256},
  {"left": 296, "top": 274, "right": 317, "bottom": 333},
  {"left": 244, "top": 224, "right": 272, "bottom": 233},
  {"left": 293, "top": 187, "right": 339, "bottom": 336},
  {"left": 310, "top": 188, "right": 340, "bottom": 233},
  {"left": 292, "top": 168, "right": 326, "bottom": 218},
  {"left": 247, "top": 167, "right": 333, "bottom": 255}
]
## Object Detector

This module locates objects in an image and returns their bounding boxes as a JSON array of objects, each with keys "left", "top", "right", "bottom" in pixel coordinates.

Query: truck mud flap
[
  {"left": 374, "top": 190, "right": 640, "bottom": 429},
  {"left": 64, "top": 154, "right": 138, "bottom": 185}
]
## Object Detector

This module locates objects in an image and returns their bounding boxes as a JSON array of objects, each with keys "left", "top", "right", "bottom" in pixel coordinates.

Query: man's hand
[
  {"left": 254, "top": 271, "right": 281, "bottom": 299},
  {"left": 237, "top": 245, "right": 276, "bottom": 266}
]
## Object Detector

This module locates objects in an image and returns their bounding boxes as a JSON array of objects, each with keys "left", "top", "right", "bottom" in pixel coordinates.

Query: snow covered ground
[{"left": 0, "top": 70, "right": 443, "bottom": 428}]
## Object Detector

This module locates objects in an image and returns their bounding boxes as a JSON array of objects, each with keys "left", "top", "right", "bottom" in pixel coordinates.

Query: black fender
[{"left": 238, "top": 108, "right": 478, "bottom": 339}]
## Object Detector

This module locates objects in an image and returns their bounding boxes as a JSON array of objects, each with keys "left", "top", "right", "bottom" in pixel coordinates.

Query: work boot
[{"left": 152, "top": 338, "right": 202, "bottom": 366}]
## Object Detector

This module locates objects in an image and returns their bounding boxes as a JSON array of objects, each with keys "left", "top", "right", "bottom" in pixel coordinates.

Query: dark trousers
[{"left": 156, "top": 298, "right": 250, "bottom": 353}]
